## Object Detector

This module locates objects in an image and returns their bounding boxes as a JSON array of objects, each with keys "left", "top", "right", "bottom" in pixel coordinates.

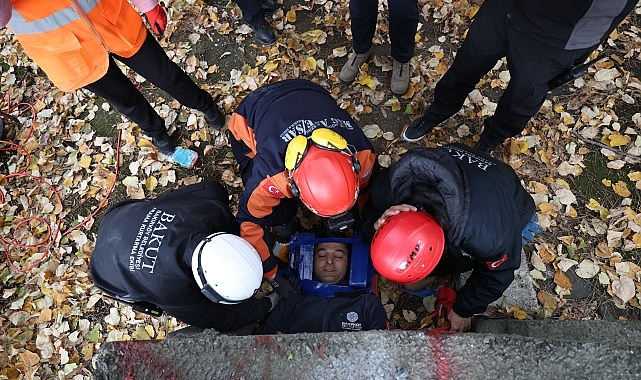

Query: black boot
[
  {"left": 152, "top": 133, "right": 176, "bottom": 156},
  {"left": 474, "top": 137, "right": 499, "bottom": 155},
  {"left": 252, "top": 21, "right": 276, "bottom": 46},
  {"left": 261, "top": 0, "right": 278, "bottom": 13}
]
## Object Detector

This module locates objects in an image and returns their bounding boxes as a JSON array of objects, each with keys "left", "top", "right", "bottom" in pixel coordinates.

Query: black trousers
[
  {"left": 349, "top": 0, "right": 418, "bottom": 63},
  {"left": 422, "top": 0, "right": 594, "bottom": 146},
  {"left": 235, "top": 0, "right": 265, "bottom": 27},
  {"left": 84, "top": 31, "right": 216, "bottom": 140}
]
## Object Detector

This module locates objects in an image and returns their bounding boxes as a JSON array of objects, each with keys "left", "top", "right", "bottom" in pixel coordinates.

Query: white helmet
[{"left": 191, "top": 233, "right": 263, "bottom": 304}]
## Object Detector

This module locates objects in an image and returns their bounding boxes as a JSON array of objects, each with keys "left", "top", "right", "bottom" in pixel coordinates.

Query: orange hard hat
[
  {"left": 371, "top": 211, "right": 445, "bottom": 284},
  {"left": 290, "top": 144, "right": 359, "bottom": 217}
]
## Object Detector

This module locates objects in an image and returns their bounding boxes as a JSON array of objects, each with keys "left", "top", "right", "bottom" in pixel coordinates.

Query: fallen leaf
[
  {"left": 554, "top": 270, "right": 573, "bottom": 289},
  {"left": 612, "top": 277, "right": 635, "bottom": 303},
  {"left": 612, "top": 181, "right": 631, "bottom": 198},
  {"left": 575, "top": 260, "right": 600, "bottom": 279},
  {"left": 537, "top": 290, "right": 557, "bottom": 312},
  {"left": 403, "top": 309, "right": 417, "bottom": 323}
]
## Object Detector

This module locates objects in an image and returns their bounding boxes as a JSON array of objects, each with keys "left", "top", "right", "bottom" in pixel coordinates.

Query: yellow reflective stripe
[{"left": 8, "top": 0, "right": 99, "bottom": 35}]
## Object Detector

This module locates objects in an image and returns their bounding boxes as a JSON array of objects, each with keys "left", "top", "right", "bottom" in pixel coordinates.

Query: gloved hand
[
  {"left": 266, "top": 292, "right": 280, "bottom": 311},
  {"left": 144, "top": 4, "right": 167, "bottom": 36},
  {"left": 521, "top": 215, "right": 542, "bottom": 244},
  {"left": 269, "top": 275, "right": 300, "bottom": 299},
  {"left": 435, "top": 286, "right": 456, "bottom": 317}
]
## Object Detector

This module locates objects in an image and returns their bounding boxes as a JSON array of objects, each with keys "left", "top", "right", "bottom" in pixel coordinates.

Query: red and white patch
[
  {"left": 486, "top": 254, "right": 508, "bottom": 270},
  {"left": 262, "top": 180, "right": 284, "bottom": 198}
]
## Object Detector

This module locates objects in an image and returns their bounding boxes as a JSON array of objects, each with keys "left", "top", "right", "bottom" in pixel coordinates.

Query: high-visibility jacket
[{"left": 6, "top": 0, "right": 151, "bottom": 91}]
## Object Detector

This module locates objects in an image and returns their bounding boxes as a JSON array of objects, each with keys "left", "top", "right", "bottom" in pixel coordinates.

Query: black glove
[{"left": 269, "top": 275, "right": 300, "bottom": 299}]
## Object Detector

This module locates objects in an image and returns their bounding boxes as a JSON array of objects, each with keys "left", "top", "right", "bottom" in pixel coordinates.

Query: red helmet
[
  {"left": 371, "top": 211, "right": 445, "bottom": 284},
  {"left": 291, "top": 144, "right": 359, "bottom": 217}
]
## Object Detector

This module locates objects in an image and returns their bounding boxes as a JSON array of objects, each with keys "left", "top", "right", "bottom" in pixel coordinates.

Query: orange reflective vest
[{"left": 7, "top": 0, "right": 148, "bottom": 92}]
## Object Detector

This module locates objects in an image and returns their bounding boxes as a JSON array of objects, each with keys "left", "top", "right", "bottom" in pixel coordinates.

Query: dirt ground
[{"left": 1, "top": 0, "right": 641, "bottom": 377}]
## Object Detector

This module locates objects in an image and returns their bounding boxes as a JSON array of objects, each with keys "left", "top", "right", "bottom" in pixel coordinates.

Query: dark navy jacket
[
  {"left": 362, "top": 145, "right": 535, "bottom": 318},
  {"left": 228, "top": 79, "right": 377, "bottom": 276},
  {"left": 89, "top": 182, "right": 271, "bottom": 331},
  {"left": 506, "top": 0, "right": 638, "bottom": 50},
  {"left": 258, "top": 293, "right": 387, "bottom": 334}
]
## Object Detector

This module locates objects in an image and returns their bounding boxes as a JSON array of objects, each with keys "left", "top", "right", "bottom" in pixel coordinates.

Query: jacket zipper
[{"left": 68, "top": 0, "right": 110, "bottom": 52}]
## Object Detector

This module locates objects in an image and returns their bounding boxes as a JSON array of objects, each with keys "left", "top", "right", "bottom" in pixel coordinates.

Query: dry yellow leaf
[
  {"left": 509, "top": 139, "right": 529, "bottom": 155},
  {"left": 602, "top": 178, "right": 612, "bottom": 186},
  {"left": 567, "top": 205, "right": 577, "bottom": 218},
  {"left": 538, "top": 244, "right": 557, "bottom": 264},
  {"left": 557, "top": 235, "right": 574, "bottom": 245},
  {"left": 145, "top": 176, "right": 158, "bottom": 192},
  {"left": 356, "top": 73, "right": 376, "bottom": 90},
  {"left": 538, "top": 149, "right": 551, "bottom": 164},
  {"left": 510, "top": 306, "right": 528, "bottom": 320},
  {"left": 286, "top": 9, "right": 297, "bottom": 23},
  {"left": 612, "top": 181, "right": 631, "bottom": 197},
  {"left": 586, "top": 198, "right": 611, "bottom": 219},
  {"left": 264, "top": 60, "right": 279, "bottom": 73},
  {"left": 38, "top": 308, "right": 53, "bottom": 323},
  {"left": 305, "top": 56, "right": 317, "bottom": 72},
  {"left": 138, "top": 139, "right": 154, "bottom": 148},
  {"left": 632, "top": 233, "right": 641, "bottom": 248},
  {"left": 602, "top": 133, "right": 631, "bottom": 147},
  {"left": 529, "top": 181, "right": 549, "bottom": 194},
  {"left": 628, "top": 171, "right": 641, "bottom": 181},
  {"left": 78, "top": 155, "right": 92, "bottom": 169},
  {"left": 538, "top": 202, "right": 557, "bottom": 216}
]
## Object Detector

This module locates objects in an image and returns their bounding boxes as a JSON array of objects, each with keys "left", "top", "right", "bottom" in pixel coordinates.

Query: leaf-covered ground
[{"left": 1, "top": 0, "right": 641, "bottom": 378}]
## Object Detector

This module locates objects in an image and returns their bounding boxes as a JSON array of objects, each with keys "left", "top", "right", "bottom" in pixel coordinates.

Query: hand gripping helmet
[
  {"left": 290, "top": 144, "right": 359, "bottom": 217},
  {"left": 371, "top": 211, "right": 445, "bottom": 284},
  {"left": 191, "top": 233, "right": 263, "bottom": 304}
]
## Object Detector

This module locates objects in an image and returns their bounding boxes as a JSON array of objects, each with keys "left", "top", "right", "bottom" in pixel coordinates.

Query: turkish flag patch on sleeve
[
  {"left": 486, "top": 254, "right": 508, "bottom": 270},
  {"left": 262, "top": 179, "right": 284, "bottom": 198}
]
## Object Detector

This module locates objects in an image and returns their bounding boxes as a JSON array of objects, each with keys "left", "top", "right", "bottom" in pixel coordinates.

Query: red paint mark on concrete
[
  {"left": 119, "top": 341, "right": 182, "bottom": 380},
  {"left": 426, "top": 331, "right": 452, "bottom": 380}
]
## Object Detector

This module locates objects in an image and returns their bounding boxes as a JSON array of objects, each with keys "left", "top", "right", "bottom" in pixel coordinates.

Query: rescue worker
[
  {"left": 89, "top": 182, "right": 281, "bottom": 331},
  {"left": 228, "top": 79, "right": 377, "bottom": 279},
  {"left": 258, "top": 242, "right": 387, "bottom": 334},
  {"left": 340, "top": 0, "right": 419, "bottom": 95},
  {"left": 402, "top": 0, "right": 639, "bottom": 153},
  {"left": 363, "top": 144, "right": 536, "bottom": 332},
  {"left": 0, "top": 0, "right": 225, "bottom": 168}
]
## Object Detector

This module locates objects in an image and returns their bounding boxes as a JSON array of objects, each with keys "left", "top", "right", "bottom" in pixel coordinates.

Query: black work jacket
[
  {"left": 89, "top": 182, "right": 271, "bottom": 330},
  {"left": 362, "top": 145, "right": 535, "bottom": 317}
]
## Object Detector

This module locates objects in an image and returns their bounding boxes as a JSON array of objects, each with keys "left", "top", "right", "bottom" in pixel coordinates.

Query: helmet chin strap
[{"left": 195, "top": 234, "right": 238, "bottom": 304}]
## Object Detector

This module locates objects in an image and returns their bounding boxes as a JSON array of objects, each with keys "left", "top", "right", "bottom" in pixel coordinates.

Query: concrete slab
[
  {"left": 473, "top": 319, "right": 641, "bottom": 345},
  {"left": 456, "top": 249, "right": 539, "bottom": 313},
  {"left": 93, "top": 326, "right": 641, "bottom": 379}
]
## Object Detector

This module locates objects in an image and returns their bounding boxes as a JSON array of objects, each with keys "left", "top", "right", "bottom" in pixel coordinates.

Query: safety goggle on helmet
[
  {"left": 284, "top": 128, "right": 361, "bottom": 217},
  {"left": 370, "top": 211, "right": 445, "bottom": 284}
]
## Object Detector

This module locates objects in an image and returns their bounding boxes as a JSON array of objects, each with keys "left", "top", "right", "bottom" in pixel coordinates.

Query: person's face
[{"left": 313, "top": 242, "right": 349, "bottom": 285}]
